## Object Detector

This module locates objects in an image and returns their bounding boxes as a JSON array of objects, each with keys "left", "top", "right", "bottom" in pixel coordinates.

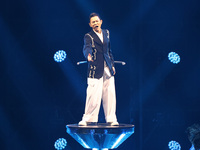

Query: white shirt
[{"left": 93, "top": 29, "right": 103, "bottom": 43}]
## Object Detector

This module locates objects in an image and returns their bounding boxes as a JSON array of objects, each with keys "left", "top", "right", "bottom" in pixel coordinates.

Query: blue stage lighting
[
  {"left": 168, "top": 52, "right": 180, "bottom": 64},
  {"left": 168, "top": 140, "right": 181, "bottom": 150},
  {"left": 54, "top": 50, "right": 67, "bottom": 62},
  {"left": 190, "top": 145, "right": 195, "bottom": 150},
  {"left": 111, "top": 133, "right": 126, "bottom": 149},
  {"left": 54, "top": 138, "right": 67, "bottom": 150}
]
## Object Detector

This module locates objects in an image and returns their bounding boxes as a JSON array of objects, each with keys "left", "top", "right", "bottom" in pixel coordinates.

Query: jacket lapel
[
  {"left": 90, "top": 30, "right": 103, "bottom": 45},
  {"left": 102, "top": 30, "right": 108, "bottom": 44}
]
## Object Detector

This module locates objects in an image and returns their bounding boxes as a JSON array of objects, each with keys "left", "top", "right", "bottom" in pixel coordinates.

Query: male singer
[{"left": 78, "top": 13, "right": 118, "bottom": 126}]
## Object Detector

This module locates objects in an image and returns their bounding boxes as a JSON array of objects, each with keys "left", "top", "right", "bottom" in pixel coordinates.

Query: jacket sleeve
[{"left": 83, "top": 34, "right": 93, "bottom": 60}]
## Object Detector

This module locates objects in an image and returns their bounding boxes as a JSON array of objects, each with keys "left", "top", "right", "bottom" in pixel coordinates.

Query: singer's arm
[{"left": 83, "top": 34, "right": 93, "bottom": 61}]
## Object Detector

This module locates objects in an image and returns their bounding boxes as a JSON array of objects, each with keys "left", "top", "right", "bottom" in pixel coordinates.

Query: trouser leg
[
  {"left": 82, "top": 77, "right": 103, "bottom": 122},
  {"left": 102, "top": 69, "right": 117, "bottom": 123}
]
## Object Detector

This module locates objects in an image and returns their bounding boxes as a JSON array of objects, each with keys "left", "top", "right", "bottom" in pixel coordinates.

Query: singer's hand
[{"left": 87, "top": 53, "right": 93, "bottom": 62}]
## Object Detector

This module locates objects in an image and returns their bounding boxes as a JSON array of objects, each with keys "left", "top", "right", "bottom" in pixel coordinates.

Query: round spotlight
[
  {"left": 168, "top": 52, "right": 180, "bottom": 64},
  {"left": 168, "top": 140, "right": 181, "bottom": 150},
  {"left": 54, "top": 50, "right": 67, "bottom": 62},
  {"left": 54, "top": 138, "right": 67, "bottom": 150}
]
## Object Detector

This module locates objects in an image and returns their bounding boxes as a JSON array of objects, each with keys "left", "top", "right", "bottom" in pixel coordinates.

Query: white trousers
[{"left": 81, "top": 67, "right": 117, "bottom": 122}]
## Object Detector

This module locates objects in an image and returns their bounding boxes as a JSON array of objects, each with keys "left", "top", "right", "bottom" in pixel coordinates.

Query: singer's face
[{"left": 89, "top": 16, "right": 102, "bottom": 33}]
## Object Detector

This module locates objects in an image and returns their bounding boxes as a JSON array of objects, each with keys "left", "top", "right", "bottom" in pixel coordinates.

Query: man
[{"left": 78, "top": 13, "right": 119, "bottom": 126}]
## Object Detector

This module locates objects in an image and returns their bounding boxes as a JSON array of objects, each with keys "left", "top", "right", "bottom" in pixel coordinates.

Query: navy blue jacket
[{"left": 83, "top": 29, "right": 115, "bottom": 79}]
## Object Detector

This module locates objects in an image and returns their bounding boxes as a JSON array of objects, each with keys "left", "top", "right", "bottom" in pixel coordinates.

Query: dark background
[{"left": 1, "top": 0, "right": 200, "bottom": 149}]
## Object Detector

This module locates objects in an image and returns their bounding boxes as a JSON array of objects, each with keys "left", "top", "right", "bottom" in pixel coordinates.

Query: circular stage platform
[{"left": 66, "top": 123, "right": 134, "bottom": 149}]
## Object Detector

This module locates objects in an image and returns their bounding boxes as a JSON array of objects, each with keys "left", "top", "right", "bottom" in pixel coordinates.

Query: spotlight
[
  {"left": 168, "top": 52, "right": 180, "bottom": 64},
  {"left": 168, "top": 140, "right": 181, "bottom": 150},
  {"left": 54, "top": 138, "right": 67, "bottom": 150},
  {"left": 54, "top": 50, "right": 67, "bottom": 62}
]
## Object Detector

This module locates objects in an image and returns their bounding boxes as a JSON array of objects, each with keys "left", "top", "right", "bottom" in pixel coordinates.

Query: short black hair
[{"left": 89, "top": 12, "right": 101, "bottom": 22}]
